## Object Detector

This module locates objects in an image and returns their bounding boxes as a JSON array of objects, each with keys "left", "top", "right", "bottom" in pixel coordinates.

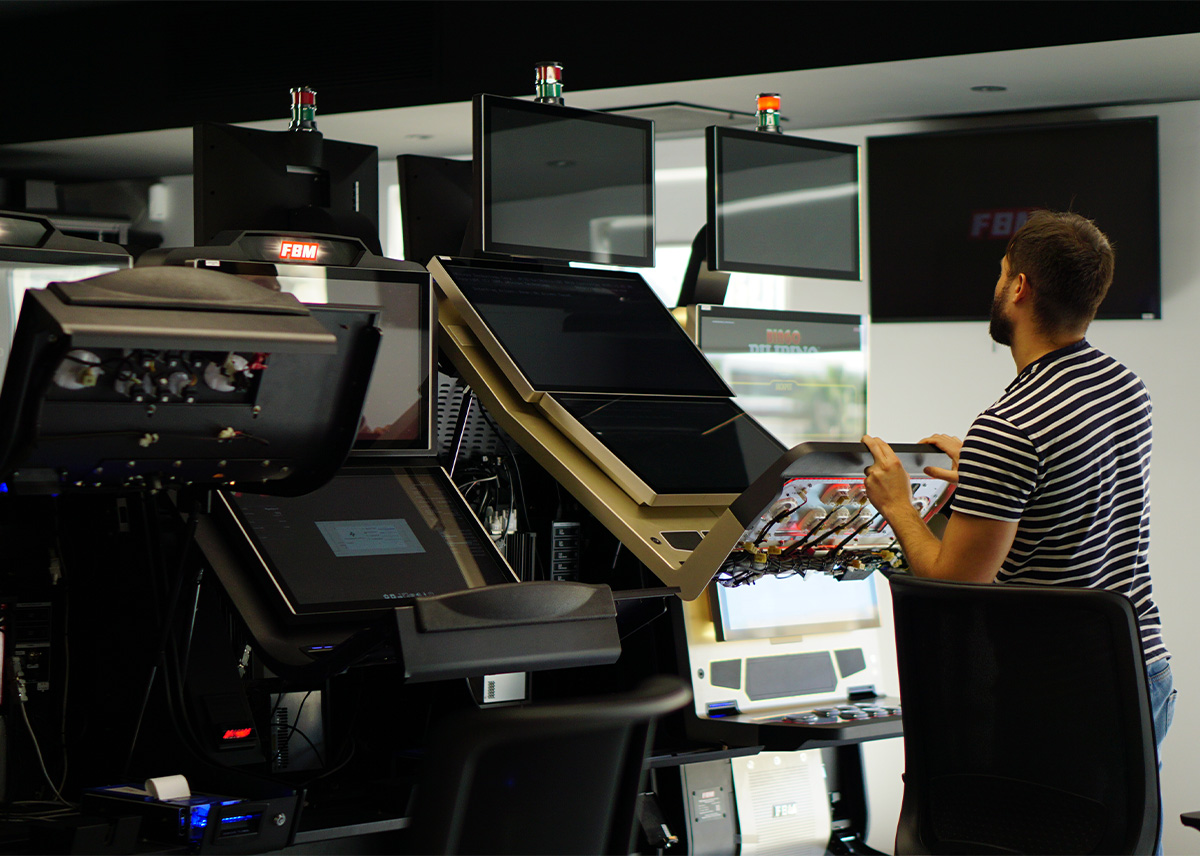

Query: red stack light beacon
[
  {"left": 289, "top": 86, "right": 318, "bottom": 132},
  {"left": 756, "top": 92, "right": 782, "bottom": 133},
  {"left": 535, "top": 62, "right": 565, "bottom": 105}
]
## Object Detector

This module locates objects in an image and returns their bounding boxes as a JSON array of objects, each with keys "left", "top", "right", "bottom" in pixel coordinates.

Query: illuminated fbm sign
[{"left": 279, "top": 240, "right": 321, "bottom": 261}]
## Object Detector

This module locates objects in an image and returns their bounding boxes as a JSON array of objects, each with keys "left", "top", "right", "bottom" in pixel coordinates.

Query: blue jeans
[
  {"left": 1148, "top": 657, "right": 1176, "bottom": 748},
  {"left": 1147, "top": 658, "right": 1175, "bottom": 856}
]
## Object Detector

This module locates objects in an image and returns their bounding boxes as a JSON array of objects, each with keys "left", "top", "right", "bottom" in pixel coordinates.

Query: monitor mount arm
[{"left": 676, "top": 224, "right": 729, "bottom": 308}]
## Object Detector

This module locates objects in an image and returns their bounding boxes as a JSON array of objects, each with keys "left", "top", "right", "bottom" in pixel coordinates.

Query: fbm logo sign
[
  {"left": 969, "top": 209, "right": 1035, "bottom": 240},
  {"left": 279, "top": 240, "right": 320, "bottom": 261}
]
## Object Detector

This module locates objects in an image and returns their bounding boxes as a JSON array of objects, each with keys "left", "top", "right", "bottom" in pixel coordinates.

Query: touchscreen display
[
  {"left": 553, "top": 394, "right": 786, "bottom": 495},
  {"left": 713, "top": 572, "right": 880, "bottom": 642},
  {"left": 442, "top": 261, "right": 730, "bottom": 397},
  {"left": 225, "top": 468, "right": 513, "bottom": 617}
]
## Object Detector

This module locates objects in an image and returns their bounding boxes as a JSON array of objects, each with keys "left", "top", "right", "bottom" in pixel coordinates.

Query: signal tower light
[
  {"left": 290, "top": 86, "right": 318, "bottom": 132},
  {"left": 756, "top": 93, "right": 782, "bottom": 133},
  {"left": 535, "top": 62, "right": 564, "bottom": 105}
]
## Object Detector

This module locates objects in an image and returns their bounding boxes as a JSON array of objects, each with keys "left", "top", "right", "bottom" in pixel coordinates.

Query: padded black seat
[
  {"left": 409, "top": 675, "right": 692, "bottom": 855},
  {"left": 889, "top": 574, "right": 1159, "bottom": 855}
]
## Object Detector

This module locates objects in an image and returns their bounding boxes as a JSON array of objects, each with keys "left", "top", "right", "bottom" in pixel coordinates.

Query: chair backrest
[
  {"left": 889, "top": 574, "right": 1159, "bottom": 855},
  {"left": 410, "top": 675, "right": 692, "bottom": 855}
]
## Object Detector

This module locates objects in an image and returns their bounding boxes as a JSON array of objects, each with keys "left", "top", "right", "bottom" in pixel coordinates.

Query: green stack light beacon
[
  {"left": 534, "top": 61, "right": 565, "bottom": 105},
  {"left": 289, "top": 86, "right": 319, "bottom": 132}
]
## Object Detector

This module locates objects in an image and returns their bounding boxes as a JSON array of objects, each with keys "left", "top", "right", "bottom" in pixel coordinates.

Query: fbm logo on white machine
[
  {"left": 772, "top": 803, "right": 799, "bottom": 818},
  {"left": 278, "top": 240, "right": 321, "bottom": 261}
]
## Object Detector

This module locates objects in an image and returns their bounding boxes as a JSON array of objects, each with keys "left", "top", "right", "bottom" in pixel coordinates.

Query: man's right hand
[{"left": 920, "top": 434, "right": 962, "bottom": 484}]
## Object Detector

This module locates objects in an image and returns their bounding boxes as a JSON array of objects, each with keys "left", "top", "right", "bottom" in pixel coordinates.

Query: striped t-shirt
[{"left": 951, "top": 340, "right": 1166, "bottom": 664}]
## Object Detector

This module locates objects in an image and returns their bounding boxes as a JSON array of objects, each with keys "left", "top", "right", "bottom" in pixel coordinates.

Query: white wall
[{"left": 650, "top": 100, "right": 1198, "bottom": 854}]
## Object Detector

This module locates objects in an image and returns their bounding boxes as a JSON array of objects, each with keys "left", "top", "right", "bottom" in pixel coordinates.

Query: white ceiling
[{"left": 4, "top": 32, "right": 1200, "bottom": 180}]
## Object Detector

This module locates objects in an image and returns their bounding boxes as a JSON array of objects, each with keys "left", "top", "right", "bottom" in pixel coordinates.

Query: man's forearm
[{"left": 880, "top": 502, "right": 945, "bottom": 578}]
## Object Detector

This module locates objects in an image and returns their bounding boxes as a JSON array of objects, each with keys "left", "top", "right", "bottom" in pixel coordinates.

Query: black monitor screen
[
  {"left": 194, "top": 261, "right": 432, "bottom": 455},
  {"left": 194, "top": 122, "right": 382, "bottom": 255},
  {"left": 695, "top": 306, "right": 866, "bottom": 447},
  {"left": 224, "top": 467, "right": 513, "bottom": 618},
  {"left": 867, "top": 117, "right": 1160, "bottom": 321},
  {"left": 476, "top": 94, "right": 654, "bottom": 266},
  {"left": 553, "top": 393, "right": 786, "bottom": 496},
  {"left": 709, "top": 126, "right": 860, "bottom": 279},
  {"left": 441, "top": 260, "right": 730, "bottom": 397}
]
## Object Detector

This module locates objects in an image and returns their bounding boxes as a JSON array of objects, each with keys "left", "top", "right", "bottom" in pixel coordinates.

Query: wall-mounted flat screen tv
[{"left": 867, "top": 117, "right": 1160, "bottom": 322}]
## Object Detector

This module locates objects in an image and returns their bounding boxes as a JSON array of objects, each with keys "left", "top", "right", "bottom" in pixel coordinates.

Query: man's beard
[{"left": 989, "top": 285, "right": 1014, "bottom": 346}]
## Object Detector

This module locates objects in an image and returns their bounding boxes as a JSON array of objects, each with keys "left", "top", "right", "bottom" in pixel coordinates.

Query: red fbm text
[{"left": 969, "top": 209, "right": 1035, "bottom": 240}]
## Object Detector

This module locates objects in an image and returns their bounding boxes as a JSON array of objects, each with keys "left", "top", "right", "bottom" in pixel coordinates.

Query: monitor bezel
[
  {"left": 707, "top": 125, "right": 861, "bottom": 280},
  {"left": 474, "top": 94, "right": 656, "bottom": 267}
]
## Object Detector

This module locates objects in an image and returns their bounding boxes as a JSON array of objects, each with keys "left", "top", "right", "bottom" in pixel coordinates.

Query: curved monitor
[
  {"left": 707, "top": 126, "right": 860, "bottom": 280},
  {"left": 475, "top": 94, "right": 654, "bottom": 267}
]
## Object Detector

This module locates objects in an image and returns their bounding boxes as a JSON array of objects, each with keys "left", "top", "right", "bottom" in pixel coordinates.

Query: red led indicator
[
  {"left": 279, "top": 240, "right": 320, "bottom": 261},
  {"left": 757, "top": 94, "right": 781, "bottom": 112},
  {"left": 222, "top": 727, "right": 254, "bottom": 740}
]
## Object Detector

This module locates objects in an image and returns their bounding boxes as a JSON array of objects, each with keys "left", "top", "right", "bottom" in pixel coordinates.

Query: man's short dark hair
[{"left": 1005, "top": 211, "right": 1115, "bottom": 334}]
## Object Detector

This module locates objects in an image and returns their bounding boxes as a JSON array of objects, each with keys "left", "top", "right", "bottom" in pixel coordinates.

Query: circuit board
[{"left": 715, "top": 474, "right": 953, "bottom": 587}]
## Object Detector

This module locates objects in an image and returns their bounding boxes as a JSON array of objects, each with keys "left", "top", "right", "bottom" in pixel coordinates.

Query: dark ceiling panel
[{"left": 2, "top": 1, "right": 1199, "bottom": 145}]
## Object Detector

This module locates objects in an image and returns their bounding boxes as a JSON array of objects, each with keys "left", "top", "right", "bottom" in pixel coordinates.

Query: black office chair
[
  {"left": 408, "top": 675, "right": 692, "bottom": 855},
  {"left": 889, "top": 574, "right": 1160, "bottom": 855}
]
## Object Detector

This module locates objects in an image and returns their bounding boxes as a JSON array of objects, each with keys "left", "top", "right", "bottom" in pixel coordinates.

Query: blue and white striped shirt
[{"left": 951, "top": 340, "right": 1166, "bottom": 664}]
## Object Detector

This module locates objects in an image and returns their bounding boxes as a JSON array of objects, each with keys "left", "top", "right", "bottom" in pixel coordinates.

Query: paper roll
[{"left": 145, "top": 774, "right": 191, "bottom": 801}]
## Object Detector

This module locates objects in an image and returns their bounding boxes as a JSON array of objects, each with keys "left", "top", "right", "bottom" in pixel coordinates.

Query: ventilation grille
[
  {"left": 271, "top": 706, "right": 290, "bottom": 771},
  {"left": 436, "top": 372, "right": 502, "bottom": 463}
]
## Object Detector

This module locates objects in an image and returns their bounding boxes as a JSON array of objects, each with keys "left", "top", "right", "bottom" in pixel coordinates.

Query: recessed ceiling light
[{"left": 970, "top": 85, "right": 1008, "bottom": 93}]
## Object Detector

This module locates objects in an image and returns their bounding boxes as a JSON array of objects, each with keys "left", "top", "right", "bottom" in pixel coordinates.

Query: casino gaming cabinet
[{"left": 0, "top": 85, "right": 955, "bottom": 854}]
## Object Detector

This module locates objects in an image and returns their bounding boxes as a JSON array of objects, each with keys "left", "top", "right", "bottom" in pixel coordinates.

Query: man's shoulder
[{"left": 1006, "top": 342, "right": 1147, "bottom": 405}]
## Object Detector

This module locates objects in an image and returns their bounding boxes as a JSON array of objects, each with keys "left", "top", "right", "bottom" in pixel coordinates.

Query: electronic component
[
  {"left": 709, "top": 445, "right": 954, "bottom": 589},
  {"left": 82, "top": 785, "right": 298, "bottom": 851},
  {"left": 0, "top": 266, "right": 379, "bottom": 495},
  {"left": 550, "top": 520, "right": 581, "bottom": 582}
]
